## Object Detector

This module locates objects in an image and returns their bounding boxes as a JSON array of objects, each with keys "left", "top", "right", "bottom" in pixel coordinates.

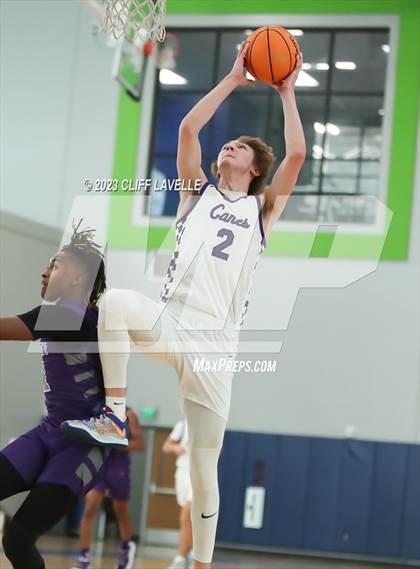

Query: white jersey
[{"left": 160, "top": 183, "right": 265, "bottom": 330}]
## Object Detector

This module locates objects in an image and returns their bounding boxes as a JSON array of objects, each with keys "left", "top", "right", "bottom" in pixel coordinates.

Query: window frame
[{"left": 107, "top": 6, "right": 419, "bottom": 260}]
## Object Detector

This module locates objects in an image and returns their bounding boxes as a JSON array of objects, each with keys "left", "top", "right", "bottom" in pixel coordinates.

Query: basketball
[{"left": 245, "top": 26, "right": 300, "bottom": 84}]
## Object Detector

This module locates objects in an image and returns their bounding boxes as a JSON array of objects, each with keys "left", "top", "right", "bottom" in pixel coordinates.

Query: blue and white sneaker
[
  {"left": 116, "top": 540, "right": 136, "bottom": 569},
  {"left": 61, "top": 407, "right": 128, "bottom": 448},
  {"left": 71, "top": 548, "right": 91, "bottom": 569}
]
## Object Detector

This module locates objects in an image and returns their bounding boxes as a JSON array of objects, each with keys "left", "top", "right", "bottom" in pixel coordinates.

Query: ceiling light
[
  {"left": 159, "top": 69, "right": 187, "bottom": 85},
  {"left": 296, "top": 71, "right": 319, "bottom": 87},
  {"left": 343, "top": 147, "right": 360, "bottom": 160},
  {"left": 314, "top": 122, "right": 326, "bottom": 134},
  {"left": 326, "top": 123, "right": 340, "bottom": 136},
  {"left": 315, "top": 63, "right": 329, "bottom": 70},
  {"left": 382, "top": 44, "right": 390, "bottom": 54},
  {"left": 288, "top": 29, "right": 303, "bottom": 36},
  {"left": 335, "top": 61, "right": 356, "bottom": 70},
  {"left": 312, "top": 145, "right": 323, "bottom": 159}
]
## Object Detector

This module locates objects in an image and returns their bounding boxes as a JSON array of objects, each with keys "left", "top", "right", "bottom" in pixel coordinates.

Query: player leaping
[{"left": 62, "top": 44, "right": 305, "bottom": 568}]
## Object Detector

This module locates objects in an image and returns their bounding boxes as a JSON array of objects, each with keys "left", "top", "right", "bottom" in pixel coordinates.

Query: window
[{"left": 148, "top": 27, "right": 389, "bottom": 224}]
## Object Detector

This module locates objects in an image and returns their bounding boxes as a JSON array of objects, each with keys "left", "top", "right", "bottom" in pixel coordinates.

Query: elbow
[
  {"left": 179, "top": 117, "right": 199, "bottom": 138},
  {"left": 285, "top": 151, "right": 306, "bottom": 170},
  {"left": 288, "top": 149, "right": 306, "bottom": 163}
]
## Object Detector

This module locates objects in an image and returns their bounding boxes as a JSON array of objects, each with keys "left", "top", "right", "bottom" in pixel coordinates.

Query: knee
[
  {"left": 189, "top": 448, "right": 220, "bottom": 490},
  {"left": 100, "top": 288, "right": 126, "bottom": 312},
  {"left": 83, "top": 504, "right": 100, "bottom": 521}
]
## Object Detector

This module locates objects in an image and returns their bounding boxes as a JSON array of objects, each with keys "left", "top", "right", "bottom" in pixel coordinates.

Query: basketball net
[
  {"left": 156, "top": 32, "right": 180, "bottom": 70},
  {"left": 103, "top": 0, "right": 166, "bottom": 43}
]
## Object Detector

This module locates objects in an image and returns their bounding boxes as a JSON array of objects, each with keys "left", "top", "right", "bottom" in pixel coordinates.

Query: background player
[
  {"left": 63, "top": 44, "right": 305, "bottom": 568},
  {"left": 72, "top": 407, "right": 144, "bottom": 569},
  {"left": 162, "top": 419, "right": 193, "bottom": 569},
  {"left": 0, "top": 222, "right": 108, "bottom": 569}
]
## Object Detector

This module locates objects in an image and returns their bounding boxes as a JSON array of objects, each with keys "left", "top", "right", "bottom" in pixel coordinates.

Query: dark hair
[
  {"left": 211, "top": 136, "right": 276, "bottom": 195},
  {"left": 61, "top": 219, "right": 106, "bottom": 307}
]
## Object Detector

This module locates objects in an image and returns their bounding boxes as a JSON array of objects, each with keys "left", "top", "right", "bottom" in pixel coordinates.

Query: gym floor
[{"left": 0, "top": 537, "right": 412, "bottom": 569}]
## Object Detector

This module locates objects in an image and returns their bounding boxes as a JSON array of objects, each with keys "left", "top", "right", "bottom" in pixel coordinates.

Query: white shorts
[
  {"left": 175, "top": 469, "right": 193, "bottom": 507},
  {"left": 133, "top": 299, "right": 239, "bottom": 422}
]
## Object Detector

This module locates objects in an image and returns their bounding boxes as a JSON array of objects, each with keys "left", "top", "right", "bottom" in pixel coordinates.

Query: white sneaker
[
  {"left": 116, "top": 540, "right": 136, "bottom": 569},
  {"left": 187, "top": 550, "right": 195, "bottom": 569},
  {"left": 168, "top": 555, "right": 187, "bottom": 569},
  {"left": 71, "top": 550, "right": 91, "bottom": 569}
]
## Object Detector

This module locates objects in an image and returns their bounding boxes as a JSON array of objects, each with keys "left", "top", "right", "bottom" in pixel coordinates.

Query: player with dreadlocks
[{"left": 0, "top": 221, "right": 117, "bottom": 569}]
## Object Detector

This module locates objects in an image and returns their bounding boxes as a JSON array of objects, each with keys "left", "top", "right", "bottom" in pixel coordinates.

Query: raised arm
[
  {"left": 261, "top": 53, "right": 306, "bottom": 233},
  {"left": 176, "top": 43, "right": 254, "bottom": 214}
]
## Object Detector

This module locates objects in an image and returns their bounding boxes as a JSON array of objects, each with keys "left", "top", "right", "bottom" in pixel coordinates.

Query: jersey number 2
[{"left": 212, "top": 228, "right": 234, "bottom": 261}]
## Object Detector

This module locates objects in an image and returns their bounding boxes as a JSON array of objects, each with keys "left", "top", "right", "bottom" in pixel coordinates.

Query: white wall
[
  {"left": 0, "top": 215, "right": 61, "bottom": 444},
  {"left": 0, "top": 0, "right": 119, "bottom": 229}
]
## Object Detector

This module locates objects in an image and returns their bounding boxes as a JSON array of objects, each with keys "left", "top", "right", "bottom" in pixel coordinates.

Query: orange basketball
[{"left": 245, "top": 26, "right": 300, "bottom": 85}]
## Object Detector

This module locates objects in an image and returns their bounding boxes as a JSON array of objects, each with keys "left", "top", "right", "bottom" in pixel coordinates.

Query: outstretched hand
[
  {"left": 227, "top": 42, "right": 256, "bottom": 87},
  {"left": 273, "top": 51, "right": 303, "bottom": 95}
]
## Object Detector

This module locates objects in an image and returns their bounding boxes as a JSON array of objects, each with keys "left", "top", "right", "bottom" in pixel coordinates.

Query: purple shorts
[
  {"left": 94, "top": 449, "right": 131, "bottom": 501},
  {"left": 1, "top": 419, "right": 108, "bottom": 497}
]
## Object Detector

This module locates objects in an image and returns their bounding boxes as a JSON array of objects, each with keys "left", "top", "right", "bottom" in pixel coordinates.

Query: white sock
[{"left": 106, "top": 396, "right": 126, "bottom": 421}]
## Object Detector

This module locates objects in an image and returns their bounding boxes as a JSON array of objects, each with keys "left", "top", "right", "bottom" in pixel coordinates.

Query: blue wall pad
[{"left": 216, "top": 431, "right": 420, "bottom": 562}]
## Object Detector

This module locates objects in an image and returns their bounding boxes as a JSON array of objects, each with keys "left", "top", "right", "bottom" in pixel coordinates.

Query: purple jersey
[{"left": 17, "top": 301, "right": 104, "bottom": 426}]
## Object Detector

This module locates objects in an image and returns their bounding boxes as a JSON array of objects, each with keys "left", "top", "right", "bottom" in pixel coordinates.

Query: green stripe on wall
[
  {"left": 382, "top": 5, "right": 420, "bottom": 259},
  {"left": 108, "top": 89, "right": 142, "bottom": 247},
  {"left": 310, "top": 228, "right": 337, "bottom": 258},
  {"left": 166, "top": 0, "right": 418, "bottom": 15},
  {"left": 108, "top": 0, "right": 420, "bottom": 260}
]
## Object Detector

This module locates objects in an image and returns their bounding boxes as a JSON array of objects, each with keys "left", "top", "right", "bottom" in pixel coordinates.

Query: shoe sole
[{"left": 61, "top": 423, "right": 128, "bottom": 449}]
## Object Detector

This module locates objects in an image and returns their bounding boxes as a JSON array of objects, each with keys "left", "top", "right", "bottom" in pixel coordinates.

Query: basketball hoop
[{"left": 103, "top": 0, "right": 166, "bottom": 43}]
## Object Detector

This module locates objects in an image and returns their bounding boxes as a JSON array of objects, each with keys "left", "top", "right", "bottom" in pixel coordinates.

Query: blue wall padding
[
  {"left": 216, "top": 431, "right": 420, "bottom": 562},
  {"left": 333, "top": 440, "right": 375, "bottom": 554},
  {"left": 367, "top": 443, "right": 408, "bottom": 557},
  {"left": 302, "top": 438, "right": 341, "bottom": 551},
  {"left": 269, "top": 436, "right": 311, "bottom": 548},
  {"left": 400, "top": 445, "right": 420, "bottom": 560}
]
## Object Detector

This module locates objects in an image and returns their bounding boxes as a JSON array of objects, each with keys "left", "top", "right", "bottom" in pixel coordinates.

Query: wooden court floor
[{"left": 0, "top": 537, "right": 412, "bottom": 569}]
